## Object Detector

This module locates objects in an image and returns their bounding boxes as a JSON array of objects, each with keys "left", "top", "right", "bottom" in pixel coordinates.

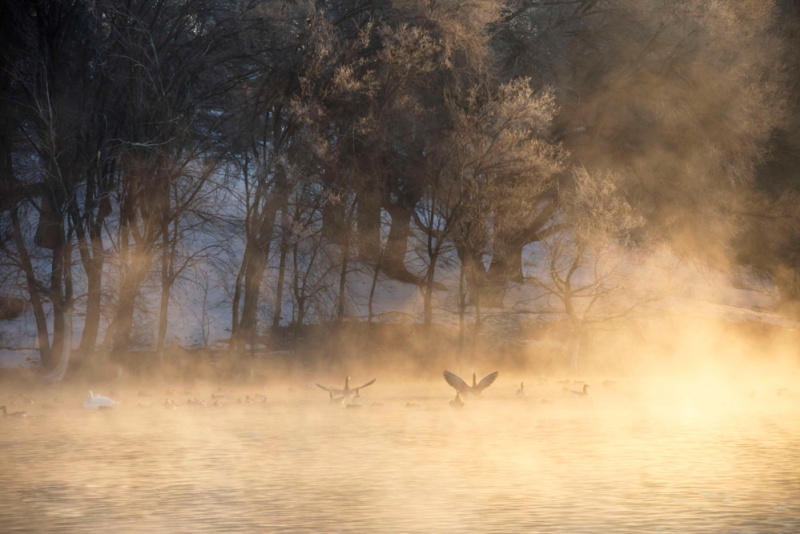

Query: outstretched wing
[
  {"left": 317, "top": 383, "right": 343, "bottom": 395},
  {"left": 475, "top": 371, "right": 499, "bottom": 393},
  {"left": 354, "top": 378, "right": 376, "bottom": 391},
  {"left": 443, "top": 370, "right": 470, "bottom": 394}
]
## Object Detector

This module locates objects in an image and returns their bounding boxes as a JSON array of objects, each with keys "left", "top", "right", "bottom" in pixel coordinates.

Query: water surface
[{"left": 1, "top": 382, "right": 799, "bottom": 532}]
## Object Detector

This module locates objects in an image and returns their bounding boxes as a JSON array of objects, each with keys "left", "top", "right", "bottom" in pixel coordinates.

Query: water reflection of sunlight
[
  {"left": 2, "top": 317, "right": 800, "bottom": 532},
  {"left": 0, "top": 373, "right": 798, "bottom": 531}
]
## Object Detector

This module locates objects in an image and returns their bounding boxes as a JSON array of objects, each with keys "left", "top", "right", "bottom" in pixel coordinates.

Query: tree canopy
[{"left": 0, "top": 0, "right": 798, "bottom": 376}]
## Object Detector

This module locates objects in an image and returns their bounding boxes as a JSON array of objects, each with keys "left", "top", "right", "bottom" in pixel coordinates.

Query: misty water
[{"left": 2, "top": 379, "right": 799, "bottom": 533}]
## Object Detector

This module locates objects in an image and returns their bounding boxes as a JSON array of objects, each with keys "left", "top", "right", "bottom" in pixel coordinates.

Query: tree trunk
[
  {"left": 291, "top": 240, "right": 306, "bottom": 336},
  {"left": 568, "top": 325, "right": 584, "bottom": 370},
  {"left": 157, "top": 249, "right": 170, "bottom": 352},
  {"left": 40, "top": 207, "right": 72, "bottom": 377},
  {"left": 423, "top": 262, "right": 437, "bottom": 325},
  {"left": 238, "top": 243, "right": 268, "bottom": 348},
  {"left": 235, "top": 196, "right": 280, "bottom": 348},
  {"left": 110, "top": 260, "right": 150, "bottom": 355},
  {"left": 231, "top": 253, "right": 246, "bottom": 343},
  {"left": 483, "top": 233, "right": 529, "bottom": 308},
  {"left": 46, "top": 234, "right": 73, "bottom": 381},
  {"left": 49, "top": 233, "right": 66, "bottom": 367},
  {"left": 484, "top": 198, "right": 558, "bottom": 306},
  {"left": 383, "top": 204, "right": 423, "bottom": 284},
  {"left": 422, "top": 211, "right": 443, "bottom": 326},
  {"left": 43, "top": 307, "right": 71, "bottom": 382},
  {"left": 356, "top": 184, "right": 381, "bottom": 262},
  {"left": 106, "top": 195, "right": 156, "bottom": 356},
  {"left": 10, "top": 208, "right": 53, "bottom": 366},
  {"left": 272, "top": 193, "right": 291, "bottom": 328},
  {"left": 336, "top": 198, "right": 357, "bottom": 320},
  {"left": 77, "top": 244, "right": 104, "bottom": 355},
  {"left": 321, "top": 181, "right": 346, "bottom": 246},
  {"left": 457, "top": 244, "right": 488, "bottom": 307},
  {"left": 488, "top": 234, "right": 525, "bottom": 283},
  {"left": 156, "top": 212, "right": 175, "bottom": 353},
  {"left": 367, "top": 248, "right": 384, "bottom": 323},
  {"left": 458, "top": 258, "right": 467, "bottom": 350},
  {"left": 75, "top": 185, "right": 111, "bottom": 356}
]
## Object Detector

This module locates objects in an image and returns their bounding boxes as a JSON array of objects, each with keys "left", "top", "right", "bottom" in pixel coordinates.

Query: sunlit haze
[{"left": 2, "top": 0, "right": 800, "bottom": 532}]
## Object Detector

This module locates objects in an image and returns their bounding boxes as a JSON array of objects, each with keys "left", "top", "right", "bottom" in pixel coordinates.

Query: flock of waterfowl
[
  {"left": 2, "top": 373, "right": 797, "bottom": 423},
  {"left": 315, "top": 370, "right": 589, "bottom": 409},
  {"left": 0, "top": 371, "right": 598, "bottom": 417}
]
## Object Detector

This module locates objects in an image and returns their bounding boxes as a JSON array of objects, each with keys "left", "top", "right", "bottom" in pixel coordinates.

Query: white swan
[{"left": 83, "top": 391, "right": 119, "bottom": 409}]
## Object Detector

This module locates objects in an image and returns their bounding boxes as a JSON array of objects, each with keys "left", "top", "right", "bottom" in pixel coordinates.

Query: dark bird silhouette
[
  {"left": 443, "top": 370, "right": 499, "bottom": 396},
  {"left": 317, "top": 377, "right": 376, "bottom": 399},
  {"left": 449, "top": 391, "right": 465, "bottom": 408},
  {"left": 1, "top": 405, "right": 28, "bottom": 418},
  {"left": 563, "top": 384, "right": 590, "bottom": 397}
]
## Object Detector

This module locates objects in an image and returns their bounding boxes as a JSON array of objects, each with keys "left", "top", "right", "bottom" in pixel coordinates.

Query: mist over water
[
  {"left": 3, "top": 264, "right": 800, "bottom": 532},
  {"left": 2, "top": 0, "right": 800, "bottom": 531},
  {"left": 2, "top": 354, "right": 799, "bottom": 533}
]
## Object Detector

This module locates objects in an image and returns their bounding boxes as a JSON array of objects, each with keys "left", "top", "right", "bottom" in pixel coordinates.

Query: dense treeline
[{"left": 0, "top": 0, "right": 798, "bottom": 377}]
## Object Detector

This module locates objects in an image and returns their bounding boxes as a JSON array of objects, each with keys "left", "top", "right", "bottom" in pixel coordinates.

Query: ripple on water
[{"left": 0, "top": 396, "right": 799, "bottom": 532}]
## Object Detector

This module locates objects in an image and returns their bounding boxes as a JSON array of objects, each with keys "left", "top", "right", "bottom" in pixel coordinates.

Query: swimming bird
[
  {"left": 443, "top": 370, "right": 499, "bottom": 396},
  {"left": 563, "top": 384, "right": 589, "bottom": 397},
  {"left": 1, "top": 405, "right": 28, "bottom": 417},
  {"left": 449, "top": 391, "right": 465, "bottom": 408},
  {"left": 316, "top": 377, "right": 376, "bottom": 399},
  {"left": 516, "top": 382, "right": 526, "bottom": 396},
  {"left": 83, "top": 391, "right": 119, "bottom": 409}
]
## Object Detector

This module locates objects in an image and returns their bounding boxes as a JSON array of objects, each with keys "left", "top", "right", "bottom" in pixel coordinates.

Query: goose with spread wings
[
  {"left": 316, "top": 377, "right": 376, "bottom": 399},
  {"left": 443, "top": 370, "right": 499, "bottom": 396}
]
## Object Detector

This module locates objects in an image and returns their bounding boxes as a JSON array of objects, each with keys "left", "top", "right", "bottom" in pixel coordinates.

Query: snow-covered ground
[{"left": 0, "top": 349, "right": 39, "bottom": 369}]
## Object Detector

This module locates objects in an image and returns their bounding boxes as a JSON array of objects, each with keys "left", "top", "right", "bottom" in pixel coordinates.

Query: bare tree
[
  {"left": 0, "top": 0, "right": 106, "bottom": 375},
  {"left": 527, "top": 167, "right": 646, "bottom": 368},
  {"left": 443, "top": 80, "right": 565, "bottom": 313},
  {"left": 99, "top": 0, "right": 244, "bottom": 357}
]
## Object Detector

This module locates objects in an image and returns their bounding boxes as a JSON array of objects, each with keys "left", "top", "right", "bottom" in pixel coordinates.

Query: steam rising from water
[
  {"left": 5, "top": 244, "right": 800, "bottom": 533},
  {"left": 1, "top": 321, "right": 799, "bottom": 532}
]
